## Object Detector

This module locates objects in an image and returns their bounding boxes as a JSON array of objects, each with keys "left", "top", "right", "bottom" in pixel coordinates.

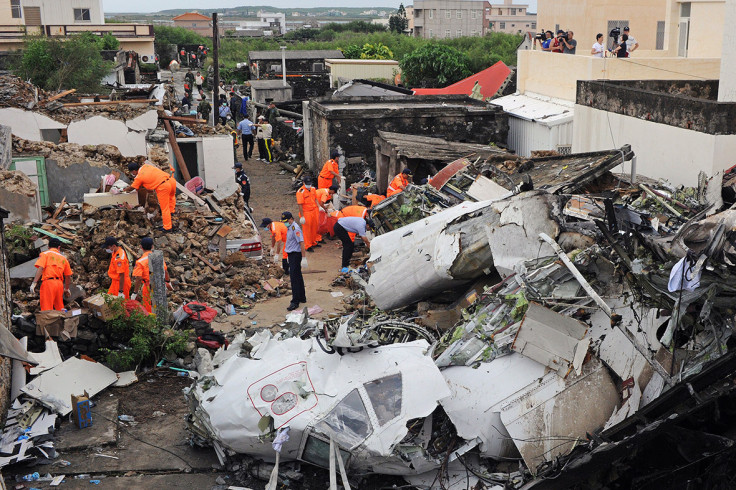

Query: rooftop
[
  {"left": 172, "top": 12, "right": 211, "bottom": 21},
  {"left": 491, "top": 93, "right": 573, "bottom": 127},
  {"left": 249, "top": 80, "right": 292, "bottom": 89},
  {"left": 311, "top": 95, "right": 502, "bottom": 117},
  {"left": 325, "top": 58, "right": 399, "bottom": 65},
  {"left": 413, "top": 61, "right": 512, "bottom": 100},
  {"left": 249, "top": 50, "right": 345, "bottom": 61}
]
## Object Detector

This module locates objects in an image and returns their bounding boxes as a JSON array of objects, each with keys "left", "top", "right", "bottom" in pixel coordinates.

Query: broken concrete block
[{"left": 83, "top": 192, "right": 138, "bottom": 207}]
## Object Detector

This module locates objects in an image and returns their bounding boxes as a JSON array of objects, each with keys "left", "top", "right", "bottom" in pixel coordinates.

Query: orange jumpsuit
[
  {"left": 365, "top": 193, "right": 386, "bottom": 208},
  {"left": 108, "top": 247, "right": 131, "bottom": 299},
  {"left": 131, "top": 164, "right": 177, "bottom": 230},
  {"left": 296, "top": 185, "right": 319, "bottom": 249},
  {"left": 269, "top": 221, "right": 288, "bottom": 260},
  {"left": 132, "top": 250, "right": 168, "bottom": 314},
  {"left": 35, "top": 248, "right": 72, "bottom": 311},
  {"left": 387, "top": 173, "right": 410, "bottom": 197},
  {"left": 318, "top": 158, "right": 339, "bottom": 189},
  {"left": 315, "top": 188, "right": 334, "bottom": 242}
]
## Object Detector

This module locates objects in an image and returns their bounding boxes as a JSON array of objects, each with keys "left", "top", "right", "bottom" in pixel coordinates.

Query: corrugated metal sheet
[{"left": 493, "top": 94, "right": 574, "bottom": 157}]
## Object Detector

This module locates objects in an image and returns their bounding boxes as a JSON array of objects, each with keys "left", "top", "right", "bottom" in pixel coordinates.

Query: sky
[{"left": 103, "top": 0, "right": 537, "bottom": 14}]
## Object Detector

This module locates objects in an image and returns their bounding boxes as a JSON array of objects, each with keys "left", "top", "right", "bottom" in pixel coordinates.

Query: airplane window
[
  {"left": 364, "top": 373, "right": 402, "bottom": 426},
  {"left": 316, "top": 389, "right": 372, "bottom": 448}
]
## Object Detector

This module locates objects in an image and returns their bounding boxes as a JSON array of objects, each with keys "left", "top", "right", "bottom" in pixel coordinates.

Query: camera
[
  {"left": 534, "top": 31, "right": 546, "bottom": 41},
  {"left": 557, "top": 31, "right": 568, "bottom": 41},
  {"left": 610, "top": 27, "right": 621, "bottom": 43}
]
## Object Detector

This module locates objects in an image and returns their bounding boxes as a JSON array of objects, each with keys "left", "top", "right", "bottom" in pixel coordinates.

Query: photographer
[
  {"left": 591, "top": 33, "right": 605, "bottom": 57},
  {"left": 561, "top": 30, "right": 577, "bottom": 54},
  {"left": 541, "top": 31, "right": 555, "bottom": 52},
  {"left": 551, "top": 30, "right": 565, "bottom": 53}
]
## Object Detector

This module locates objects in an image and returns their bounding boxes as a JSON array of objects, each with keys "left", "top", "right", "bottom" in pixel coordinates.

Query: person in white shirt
[
  {"left": 255, "top": 115, "right": 273, "bottom": 162},
  {"left": 624, "top": 26, "right": 639, "bottom": 54},
  {"left": 591, "top": 33, "right": 605, "bottom": 57}
]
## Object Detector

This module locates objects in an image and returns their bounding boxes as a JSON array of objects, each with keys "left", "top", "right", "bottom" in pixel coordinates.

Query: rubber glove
[
  {"left": 301, "top": 257, "right": 308, "bottom": 269},
  {"left": 30, "top": 282, "right": 36, "bottom": 294},
  {"left": 130, "top": 293, "right": 137, "bottom": 301},
  {"left": 299, "top": 217, "right": 306, "bottom": 225},
  {"left": 117, "top": 292, "right": 125, "bottom": 298},
  {"left": 273, "top": 255, "right": 279, "bottom": 264}
]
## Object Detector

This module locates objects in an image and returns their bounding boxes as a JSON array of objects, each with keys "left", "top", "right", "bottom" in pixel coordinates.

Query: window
[
  {"left": 445, "top": 29, "right": 451, "bottom": 38},
  {"left": 656, "top": 20, "right": 665, "bottom": 49},
  {"left": 428, "top": 29, "right": 433, "bottom": 38},
  {"left": 681, "top": 2, "right": 691, "bottom": 17},
  {"left": 445, "top": 10, "right": 451, "bottom": 19},
  {"left": 429, "top": 9, "right": 433, "bottom": 19},
  {"left": 11, "top": 0, "right": 21, "bottom": 18},
  {"left": 607, "top": 20, "right": 629, "bottom": 49},
  {"left": 456, "top": 10, "right": 462, "bottom": 19},
  {"left": 315, "top": 389, "right": 371, "bottom": 449},
  {"left": 301, "top": 435, "right": 351, "bottom": 469},
  {"left": 498, "top": 9, "right": 502, "bottom": 15},
  {"left": 499, "top": 22, "right": 505, "bottom": 29},
  {"left": 364, "top": 375, "right": 402, "bottom": 426},
  {"left": 457, "top": 29, "right": 462, "bottom": 37},
  {"left": 73, "top": 8, "right": 91, "bottom": 21},
  {"left": 471, "top": 10, "right": 476, "bottom": 19},
  {"left": 511, "top": 8, "right": 516, "bottom": 15},
  {"left": 531, "top": 22, "right": 536, "bottom": 29}
]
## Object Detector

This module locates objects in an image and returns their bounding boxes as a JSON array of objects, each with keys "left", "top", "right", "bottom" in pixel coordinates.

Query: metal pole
[
  {"left": 212, "top": 12, "right": 220, "bottom": 127},
  {"left": 280, "top": 45, "right": 287, "bottom": 87}
]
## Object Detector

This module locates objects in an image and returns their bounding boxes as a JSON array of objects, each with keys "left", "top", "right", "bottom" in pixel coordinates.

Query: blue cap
[
  {"left": 233, "top": 162, "right": 243, "bottom": 169},
  {"left": 141, "top": 237, "right": 154, "bottom": 250}
]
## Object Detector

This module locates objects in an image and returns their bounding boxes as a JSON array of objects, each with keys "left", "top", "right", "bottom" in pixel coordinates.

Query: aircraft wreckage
[{"left": 185, "top": 146, "right": 736, "bottom": 488}]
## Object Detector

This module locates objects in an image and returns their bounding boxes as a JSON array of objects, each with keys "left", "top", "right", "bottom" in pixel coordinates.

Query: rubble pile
[
  {"left": 52, "top": 104, "right": 153, "bottom": 125},
  {"left": 12, "top": 136, "right": 168, "bottom": 168},
  {"left": 0, "top": 170, "right": 37, "bottom": 196},
  {"left": 0, "top": 75, "right": 49, "bottom": 109},
  {"left": 181, "top": 144, "right": 736, "bottom": 489}
]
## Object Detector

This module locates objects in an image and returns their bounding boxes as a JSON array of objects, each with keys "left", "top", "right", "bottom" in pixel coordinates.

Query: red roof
[
  {"left": 412, "top": 61, "right": 512, "bottom": 99},
  {"left": 173, "top": 12, "right": 211, "bottom": 21}
]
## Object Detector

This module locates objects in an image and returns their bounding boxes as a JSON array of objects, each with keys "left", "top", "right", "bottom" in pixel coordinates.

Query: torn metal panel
[
  {"left": 187, "top": 338, "right": 450, "bottom": 475},
  {"left": 512, "top": 303, "right": 590, "bottom": 377},
  {"left": 28, "top": 340, "right": 61, "bottom": 375},
  {"left": 499, "top": 357, "right": 618, "bottom": 473},
  {"left": 0, "top": 323, "right": 37, "bottom": 364}
]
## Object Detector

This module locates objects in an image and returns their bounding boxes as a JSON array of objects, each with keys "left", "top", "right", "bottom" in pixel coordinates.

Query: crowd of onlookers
[{"left": 539, "top": 26, "right": 639, "bottom": 57}]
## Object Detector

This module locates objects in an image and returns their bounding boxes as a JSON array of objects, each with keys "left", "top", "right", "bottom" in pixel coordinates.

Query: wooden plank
[
  {"left": 207, "top": 225, "right": 222, "bottom": 238},
  {"left": 32, "top": 227, "right": 72, "bottom": 244},
  {"left": 164, "top": 120, "right": 192, "bottom": 183},
  {"left": 204, "top": 196, "right": 225, "bottom": 217},
  {"left": 216, "top": 224, "right": 233, "bottom": 238},
  {"left": 192, "top": 251, "right": 220, "bottom": 272},
  {"left": 44, "top": 89, "right": 76, "bottom": 103},
  {"left": 175, "top": 181, "right": 205, "bottom": 206},
  {"left": 51, "top": 197, "right": 67, "bottom": 220},
  {"left": 159, "top": 114, "right": 207, "bottom": 125},
  {"left": 119, "top": 241, "right": 138, "bottom": 262},
  {"left": 62, "top": 99, "right": 158, "bottom": 107},
  {"left": 218, "top": 236, "right": 227, "bottom": 261}
]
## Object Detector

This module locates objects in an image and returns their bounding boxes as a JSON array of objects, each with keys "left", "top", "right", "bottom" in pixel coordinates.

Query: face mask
[
  {"left": 105, "top": 248, "right": 113, "bottom": 254},
  {"left": 304, "top": 184, "right": 312, "bottom": 189}
]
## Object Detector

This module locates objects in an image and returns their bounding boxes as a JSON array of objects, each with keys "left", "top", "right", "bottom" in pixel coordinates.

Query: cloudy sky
[{"left": 103, "top": 0, "right": 537, "bottom": 14}]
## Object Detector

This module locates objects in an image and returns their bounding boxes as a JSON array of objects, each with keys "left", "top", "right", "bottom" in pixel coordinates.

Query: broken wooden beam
[
  {"left": 204, "top": 196, "right": 225, "bottom": 217},
  {"left": 192, "top": 251, "right": 220, "bottom": 272},
  {"left": 44, "top": 89, "right": 76, "bottom": 103},
  {"left": 163, "top": 119, "right": 192, "bottom": 183},
  {"left": 62, "top": 99, "right": 158, "bottom": 107},
  {"left": 159, "top": 114, "right": 207, "bottom": 125},
  {"left": 50, "top": 197, "right": 67, "bottom": 221}
]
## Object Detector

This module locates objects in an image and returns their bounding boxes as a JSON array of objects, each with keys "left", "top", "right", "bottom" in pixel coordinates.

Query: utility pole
[
  {"left": 149, "top": 250, "right": 169, "bottom": 324},
  {"left": 280, "top": 45, "right": 287, "bottom": 86},
  {"left": 212, "top": 12, "right": 220, "bottom": 127}
]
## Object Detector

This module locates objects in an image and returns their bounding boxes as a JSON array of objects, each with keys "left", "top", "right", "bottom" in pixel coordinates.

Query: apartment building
[
  {"left": 486, "top": 0, "right": 536, "bottom": 34},
  {"left": 412, "top": 0, "right": 488, "bottom": 39}
]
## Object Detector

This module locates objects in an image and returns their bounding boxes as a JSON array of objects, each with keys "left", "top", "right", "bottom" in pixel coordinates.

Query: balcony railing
[
  {"left": 0, "top": 25, "right": 42, "bottom": 38},
  {"left": 45, "top": 24, "right": 153, "bottom": 38}
]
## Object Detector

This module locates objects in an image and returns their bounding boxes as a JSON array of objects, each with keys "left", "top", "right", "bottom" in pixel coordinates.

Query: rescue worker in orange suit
[
  {"left": 123, "top": 161, "right": 177, "bottom": 232},
  {"left": 261, "top": 218, "right": 289, "bottom": 272},
  {"left": 104, "top": 236, "right": 131, "bottom": 299},
  {"left": 351, "top": 184, "right": 385, "bottom": 208},
  {"left": 315, "top": 185, "right": 338, "bottom": 243},
  {"left": 296, "top": 175, "right": 320, "bottom": 251},
  {"left": 132, "top": 237, "right": 172, "bottom": 314},
  {"left": 31, "top": 238, "right": 72, "bottom": 311},
  {"left": 318, "top": 150, "right": 341, "bottom": 189},
  {"left": 387, "top": 167, "right": 413, "bottom": 197}
]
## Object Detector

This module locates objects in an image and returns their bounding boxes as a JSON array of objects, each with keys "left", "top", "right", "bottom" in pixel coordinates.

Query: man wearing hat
[
  {"left": 318, "top": 150, "right": 342, "bottom": 189},
  {"left": 122, "top": 161, "right": 177, "bottom": 232},
  {"left": 233, "top": 162, "right": 252, "bottom": 212},
  {"left": 623, "top": 26, "right": 639, "bottom": 54},
  {"left": 296, "top": 176, "right": 320, "bottom": 251},
  {"left": 261, "top": 217, "right": 289, "bottom": 272},
  {"left": 255, "top": 115, "right": 273, "bottom": 162},
  {"left": 282, "top": 212, "right": 308, "bottom": 311},
  {"left": 132, "top": 237, "right": 172, "bottom": 314},
  {"left": 104, "top": 237, "right": 131, "bottom": 299},
  {"left": 30, "top": 238, "right": 72, "bottom": 311},
  {"left": 387, "top": 168, "right": 413, "bottom": 197}
]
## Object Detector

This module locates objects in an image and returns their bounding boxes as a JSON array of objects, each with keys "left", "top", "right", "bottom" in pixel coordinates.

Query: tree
[
  {"left": 360, "top": 42, "right": 393, "bottom": 60},
  {"left": 14, "top": 34, "right": 111, "bottom": 92},
  {"left": 100, "top": 32, "right": 120, "bottom": 51},
  {"left": 400, "top": 43, "right": 472, "bottom": 87},
  {"left": 340, "top": 44, "right": 363, "bottom": 59},
  {"left": 389, "top": 4, "right": 409, "bottom": 34}
]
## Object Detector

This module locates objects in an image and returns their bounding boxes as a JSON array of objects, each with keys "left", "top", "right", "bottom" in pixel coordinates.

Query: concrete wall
[
  {"left": 201, "top": 136, "right": 234, "bottom": 189},
  {"left": 572, "top": 104, "right": 736, "bottom": 185},
  {"left": 687, "top": 1, "right": 726, "bottom": 58},
  {"left": 66, "top": 111, "right": 157, "bottom": 158},
  {"left": 517, "top": 50, "right": 721, "bottom": 101},
  {"left": 0, "top": 209, "right": 13, "bottom": 426},
  {"left": 0, "top": 108, "right": 66, "bottom": 142},
  {"left": 45, "top": 159, "right": 118, "bottom": 204},
  {"left": 22, "top": 0, "right": 105, "bottom": 24},
  {"left": 0, "top": 187, "right": 41, "bottom": 223},
  {"left": 326, "top": 60, "right": 400, "bottom": 87},
  {"left": 251, "top": 86, "right": 293, "bottom": 104}
]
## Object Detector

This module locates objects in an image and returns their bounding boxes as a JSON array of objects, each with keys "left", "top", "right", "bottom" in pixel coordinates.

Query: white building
[
  {"left": 8, "top": 0, "right": 104, "bottom": 25},
  {"left": 236, "top": 11, "right": 286, "bottom": 36}
]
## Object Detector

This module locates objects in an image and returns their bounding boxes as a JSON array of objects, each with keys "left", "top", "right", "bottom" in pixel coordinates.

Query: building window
[
  {"left": 11, "top": 0, "right": 21, "bottom": 18},
  {"left": 429, "top": 29, "right": 433, "bottom": 38},
  {"left": 73, "top": 8, "right": 91, "bottom": 21},
  {"left": 606, "top": 20, "right": 629, "bottom": 49},
  {"left": 680, "top": 2, "right": 691, "bottom": 17},
  {"left": 498, "top": 9, "right": 502, "bottom": 15},
  {"left": 446, "top": 10, "right": 451, "bottom": 19},
  {"left": 456, "top": 10, "right": 462, "bottom": 19},
  {"left": 511, "top": 8, "right": 516, "bottom": 15},
  {"left": 531, "top": 22, "right": 536, "bottom": 29},
  {"left": 429, "top": 9, "right": 433, "bottom": 19},
  {"left": 656, "top": 20, "right": 665, "bottom": 49},
  {"left": 471, "top": 10, "right": 476, "bottom": 19},
  {"left": 489, "top": 22, "right": 494, "bottom": 29},
  {"left": 457, "top": 29, "right": 462, "bottom": 37},
  {"left": 499, "top": 22, "right": 505, "bottom": 29},
  {"left": 445, "top": 29, "right": 451, "bottom": 37}
]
